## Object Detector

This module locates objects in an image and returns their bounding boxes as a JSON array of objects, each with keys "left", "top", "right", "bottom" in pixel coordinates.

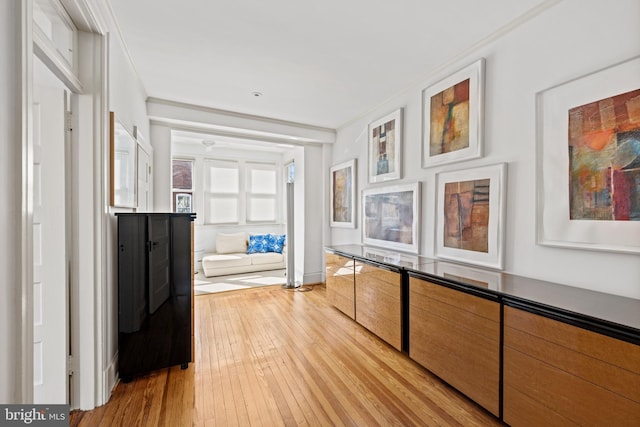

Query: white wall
[
  {"left": 303, "top": 145, "right": 325, "bottom": 283},
  {"left": 105, "top": 30, "right": 150, "bottom": 390},
  {"left": 330, "top": 0, "right": 640, "bottom": 300},
  {"left": 0, "top": 0, "right": 23, "bottom": 403}
]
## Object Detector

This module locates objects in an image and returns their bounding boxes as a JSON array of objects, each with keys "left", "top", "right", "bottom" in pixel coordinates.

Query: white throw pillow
[{"left": 215, "top": 232, "right": 247, "bottom": 254}]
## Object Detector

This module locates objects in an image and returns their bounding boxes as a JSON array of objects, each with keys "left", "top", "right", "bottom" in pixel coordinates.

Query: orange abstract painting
[
  {"left": 430, "top": 78, "right": 470, "bottom": 156},
  {"left": 443, "top": 178, "right": 490, "bottom": 253},
  {"left": 568, "top": 88, "right": 640, "bottom": 220}
]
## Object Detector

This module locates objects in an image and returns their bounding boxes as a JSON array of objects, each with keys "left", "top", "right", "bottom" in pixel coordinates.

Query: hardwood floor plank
[{"left": 71, "top": 284, "right": 503, "bottom": 426}]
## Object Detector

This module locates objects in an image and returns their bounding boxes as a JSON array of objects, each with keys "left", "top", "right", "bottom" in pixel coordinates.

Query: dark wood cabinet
[{"left": 116, "top": 213, "right": 195, "bottom": 381}]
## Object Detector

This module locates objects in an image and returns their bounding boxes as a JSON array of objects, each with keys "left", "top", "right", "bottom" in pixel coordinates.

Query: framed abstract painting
[
  {"left": 422, "top": 58, "right": 485, "bottom": 168},
  {"left": 368, "top": 108, "right": 402, "bottom": 183},
  {"left": 537, "top": 56, "right": 640, "bottom": 253},
  {"left": 362, "top": 182, "right": 420, "bottom": 253},
  {"left": 330, "top": 159, "right": 357, "bottom": 228},
  {"left": 435, "top": 163, "right": 506, "bottom": 269}
]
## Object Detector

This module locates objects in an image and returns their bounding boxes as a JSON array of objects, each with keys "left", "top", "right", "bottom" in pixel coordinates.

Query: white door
[
  {"left": 33, "top": 57, "right": 69, "bottom": 404},
  {"left": 137, "top": 145, "right": 151, "bottom": 212}
]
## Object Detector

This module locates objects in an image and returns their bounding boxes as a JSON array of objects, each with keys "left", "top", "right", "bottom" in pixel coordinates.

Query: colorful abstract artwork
[
  {"left": 568, "top": 88, "right": 640, "bottom": 221},
  {"left": 537, "top": 56, "right": 640, "bottom": 253},
  {"left": 368, "top": 109, "right": 402, "bottom": 183},
  {"left": 330, "top": 159, "right": 356, "bottom": 228},
  {"left": 372, "top": 119, "right": 395, "bottom": 175},
  {"left": 422, "top": 58, "right": 484, "bottom": 168},
  {"left": 362, "top": 182, "right": 420, "bottom": 253},
  {"left": 443, "top": 178, "right": 490, "bottom": 253},
  {"left": 430, "top": 78, "right": 470, "bottom": 156},
  {"left": 436, "top": 163, "right": 506, "bottom": 269},
  {"left": 332, "top": 168, "right": 352, "bottom": 221}
]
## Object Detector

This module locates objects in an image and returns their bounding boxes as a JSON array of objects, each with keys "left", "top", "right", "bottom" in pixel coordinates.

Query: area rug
[{"left": 194, "top": 269, "right": 287, "bottom": 295}]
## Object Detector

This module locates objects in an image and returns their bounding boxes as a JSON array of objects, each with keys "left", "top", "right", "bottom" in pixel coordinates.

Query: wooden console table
[{"left": 324, "top": 244, "right": 640, "bottom": 426}]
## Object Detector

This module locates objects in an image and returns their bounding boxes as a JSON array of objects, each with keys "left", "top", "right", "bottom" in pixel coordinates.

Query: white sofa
[{"left": 201, "top": 232, "right": 286, "bottom": 277}]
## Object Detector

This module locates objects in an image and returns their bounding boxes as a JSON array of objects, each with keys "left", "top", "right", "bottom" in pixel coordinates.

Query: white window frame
[
  {"left": 203, "top": 158, "right": 281, "bottom": 225},
  {"left": 245, "top": 161, "right": 279, "bottom": 224},
  {"left": 204, "top": 159, "right": 241, "bottom": 224}
]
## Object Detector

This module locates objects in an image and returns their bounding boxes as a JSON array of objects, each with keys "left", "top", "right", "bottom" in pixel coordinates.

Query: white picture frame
[
  {"left": 110, "top": 112, "right": 137, "bottom": 208},
  {"left": 422, "top": 58, "right": 485, "bottom": 168},
  {"left": 330, "top": 159, "right": 357, "bottom": 228},
  {"left": 536, "top": 56, "right": 640, "bottom": 254},
  {"left": 435, "top": 163, "right": 506, "bottom": 270},
  {"left": 368, "top": 108, "right": 403, "bottom": 183},
  {"left": 362, "top": 182, "right": 420, "bottom": 253}
]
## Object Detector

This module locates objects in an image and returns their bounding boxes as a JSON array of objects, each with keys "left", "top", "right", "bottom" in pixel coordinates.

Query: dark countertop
[
  {"left": 325, "top": 244, "right": 640, "bottom": 341},
  {"left": 327, "top": 244, "right": 437, "bottom": 270}
]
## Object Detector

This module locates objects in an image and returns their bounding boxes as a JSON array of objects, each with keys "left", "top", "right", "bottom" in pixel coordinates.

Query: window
[
  {"left": 246, "top": 162, "right": 278, "bottom": 223},
  {"left": 172, "top": 159, "right": 193, "bottom": 213},
  {"left": 204, "top": 159, "right": 240, "bottom": 224},
  {"left": 33, "top": 0, "right": 78, "bottom": 71},
  {"left": 203, "top": 159, "right": 280, "bottom": 225}
]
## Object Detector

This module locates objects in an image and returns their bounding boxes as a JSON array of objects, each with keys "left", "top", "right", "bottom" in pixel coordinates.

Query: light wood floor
[{"left": 71, "top": 284, "right": 504, "bottom": 426}]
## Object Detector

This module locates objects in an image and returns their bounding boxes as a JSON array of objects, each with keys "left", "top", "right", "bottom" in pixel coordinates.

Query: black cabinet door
[
  {"left": 118, "top": 215, "right": 147, "bottom": 333},
  {"left": 148, "top": 215, "right": 171, "bottom": 314}
]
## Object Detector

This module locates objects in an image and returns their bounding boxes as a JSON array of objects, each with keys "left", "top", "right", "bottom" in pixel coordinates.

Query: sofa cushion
[
  {"left": 215, "top": 232, "right": 247, "bottom": 254},
  {"left": 250, "top": 252, "right": 285, "bottom": 265},
  {"left": 266, "top": 234, "right": 286, "bottom": 253},
  {"left": 202, "top": 253, "right": 251, "bottom": 268},
  {"left": 247, "top": 233, "right": 286, "bottom": 254},
  {"left": 247, "top": 234, "right": 270, "bottom": 254}
]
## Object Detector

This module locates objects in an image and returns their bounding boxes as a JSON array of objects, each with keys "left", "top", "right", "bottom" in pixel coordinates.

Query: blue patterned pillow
[
  {"left": 267, "top": 234, "right": 286, "bottom": 253},
  {"left": 247, "top": 234, "right": 270, "bottom": 254},
  {"left": 247, "top": 234, "right": 286, "bottom": 254}
]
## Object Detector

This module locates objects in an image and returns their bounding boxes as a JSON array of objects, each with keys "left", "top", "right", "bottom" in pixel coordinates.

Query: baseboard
[
  {"left": 303, "top": 271, "right": 323, "bottom": 285},
  {"left": 103, "top": 352, "right": 119, "bottom": 405}
]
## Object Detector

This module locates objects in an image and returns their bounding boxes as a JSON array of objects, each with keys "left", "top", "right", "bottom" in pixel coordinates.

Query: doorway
[{"left": 32, "top": 56, "right": 71, "bottom": 404}]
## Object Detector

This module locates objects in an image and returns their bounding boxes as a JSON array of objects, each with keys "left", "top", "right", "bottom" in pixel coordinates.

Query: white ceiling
[{"left": 108, "top": 0, "right": 549, "bottom": 130}]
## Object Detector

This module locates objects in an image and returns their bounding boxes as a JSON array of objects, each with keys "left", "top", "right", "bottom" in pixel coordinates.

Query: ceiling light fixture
[{"left": 251, "top": 91, "right": 263, "bottom": 97}]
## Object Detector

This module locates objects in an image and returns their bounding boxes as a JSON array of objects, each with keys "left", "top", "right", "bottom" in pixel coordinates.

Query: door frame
[{"left": 19, "top": 0, "right": 110, "bottom": 409}]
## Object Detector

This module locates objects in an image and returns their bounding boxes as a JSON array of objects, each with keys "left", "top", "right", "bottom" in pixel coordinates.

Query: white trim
[
  {"left": 148, "top": 97, "right": 336, "bottom": 145},
  {"left": 32, "top": 0, "right": 81, "bottom": 92},
  {"left": 103, "top": 351, "right": 118, "bottom": 404},
  {"left": 94, "top": 29, "right": 109, "bottom": 407},
  {"left": 60, "top": 0, "right": 109, "bottom": 34},
  {"left": 33, "top": 30, "right": 82, "bottom": 92},
  {"left": 303, "top": 271, "right": 323, "bottom": 285},
  {"left": 21, "top": 0, "right": 35, "bottom": 404}
]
